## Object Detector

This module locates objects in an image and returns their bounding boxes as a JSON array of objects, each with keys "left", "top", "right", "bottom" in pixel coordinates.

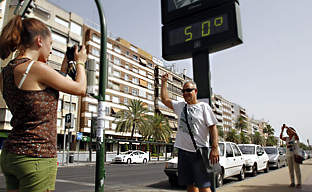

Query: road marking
[{"left": 56, "top": 179, "right": 94, "bottom": 186}]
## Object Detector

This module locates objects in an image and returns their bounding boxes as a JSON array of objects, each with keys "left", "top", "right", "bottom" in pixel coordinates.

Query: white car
[
  {"left": 218, "top": 142, "right": 246, "bottom": 185},
  {"left": 164, "top": 142, "right": 246, "bottom": 187},
  {"left": 113, "top": 150, "right": 149, "bottom": 164},
  {"left": 238, "top": 144, "right": 269, "bottom": 176}
]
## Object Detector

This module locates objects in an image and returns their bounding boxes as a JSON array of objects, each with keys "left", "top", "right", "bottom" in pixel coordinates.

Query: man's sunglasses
[{"left": 182, "top": 88, "right": 195, "bottom": 93}]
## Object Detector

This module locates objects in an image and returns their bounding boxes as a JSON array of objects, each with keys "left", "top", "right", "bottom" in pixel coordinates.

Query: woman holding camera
[
  {"left": 280, "top": 125, "right": 302, "bottom": 188},
  {"left": 0, "top": 15, "right": 87, "bottom": 192}
]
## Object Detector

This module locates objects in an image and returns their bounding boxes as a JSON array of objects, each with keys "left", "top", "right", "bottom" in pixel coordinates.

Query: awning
[
  {"left": 139, "top": 79, "right": 147, "bottom": 87},
  {"left": 139, "top": 58, "right": 147, "bottom": 65},
  {"left": 111, "top": 107, "right": 121, "bottom": 113}
]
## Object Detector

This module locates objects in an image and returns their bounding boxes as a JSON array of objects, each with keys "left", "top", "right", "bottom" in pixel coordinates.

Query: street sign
[
  {"left": 162, "top": 2, "right": 242, "bottom": 61},
  {"left": 65, "top": 113, "right": 75, "bottom": 129},
  {"left": 77, "top": 132, "right": 82, "bottom": 140},
  {"left": 161, "top": 0, "right": 238, "bottom": 25}
]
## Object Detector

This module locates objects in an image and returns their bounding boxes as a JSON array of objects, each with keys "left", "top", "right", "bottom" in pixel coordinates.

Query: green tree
[
  {"left": 239, "top": 132, "right": 250, "bottom": 144},
  {"left": 250, "top": 132, "right": 264, "bottom": 145},
  {"left": 225, "top": 129, "right": 239, "bottom": 143},
  {"left": 114, "top": 99, "right": 150, "bottom": 149},
  {"left": 266, "top": 135, "right": 278, "bottom": 146},
  {"left": 217, "top": 125, "right": 224, "bottom": 141},
  {"left": 263, "top": 124, "right": 275, "bottom": 145},
  {"left": 235, "top": 115, "right": 248, "bottom": 132},
  {"left": 145, "top": 113, "right": 172, "bottom": 143}
]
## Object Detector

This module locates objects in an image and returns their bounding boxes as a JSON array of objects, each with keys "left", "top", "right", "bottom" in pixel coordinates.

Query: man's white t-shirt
[{"left": 172, "top": 100, "right": 218, "bottom": 153}]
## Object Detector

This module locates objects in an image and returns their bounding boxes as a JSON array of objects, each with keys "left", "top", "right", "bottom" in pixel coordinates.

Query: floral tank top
[{"left": 2, "top": 58, "right": 59, "bottom": 158}]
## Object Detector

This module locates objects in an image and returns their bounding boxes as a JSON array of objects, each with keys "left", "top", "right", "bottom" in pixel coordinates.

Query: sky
[{"left": 48, "top": 0, "right": 312, "bottom": 146}]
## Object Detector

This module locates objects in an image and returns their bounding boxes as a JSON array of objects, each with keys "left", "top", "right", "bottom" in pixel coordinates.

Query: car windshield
[
  {"left": 238, "top": 146, "right": 255, "bottom": 154},
  {"left": 122, "top": 151, "right": 133, "bottom": 155},
  {"left": 219, "top": 143, "right": 225, "bottom": 156},
  {"left": 264, "top": 148, "right": 277, "bottom": 154}
]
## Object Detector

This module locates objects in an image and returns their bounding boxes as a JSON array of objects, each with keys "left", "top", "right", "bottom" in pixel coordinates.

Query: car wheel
[
  {"left": 264, "top": 163, "right": 269, "bottom": 173},
  {"left": 127, "top": 158, "right": 131, "bottom": 164},
  {"left": 252, "top": 164, "right": 258, "bottom": 176},
  {"left": 276, "top": 161, "right": 280, "bottom": 169},
  {"left": 215, "top": 171, "right": 223, "bottom": 188},
  {"left": 237, "top": 167, "right": 245, "bottom": 181},
  {"left": 169, "top": 178, "right": 179, "bottom": 186},
  {"left": 143, "top": 158, "right": 147, "bottom": 164}
]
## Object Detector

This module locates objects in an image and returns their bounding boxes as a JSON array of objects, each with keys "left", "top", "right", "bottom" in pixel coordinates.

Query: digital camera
[{"left": 66, "top": 45, "right": 82, "bottom": 61}]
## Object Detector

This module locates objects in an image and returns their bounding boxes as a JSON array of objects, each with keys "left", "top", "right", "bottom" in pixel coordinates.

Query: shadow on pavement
[{"left": 146, "top": 180, "right": 186, "bottom": 191}]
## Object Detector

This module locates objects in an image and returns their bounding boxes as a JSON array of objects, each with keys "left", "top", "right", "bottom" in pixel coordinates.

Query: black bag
[
  {"left": 294, "top": 154, "right": 303, "bottom": 164},
  {"left": 184, "top": 104, "right": 221, "bottom": 173}
]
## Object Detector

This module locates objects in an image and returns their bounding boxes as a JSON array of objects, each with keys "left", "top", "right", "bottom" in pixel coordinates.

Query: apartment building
[
  {"left": 0, "top": 0, "right": 84, "bottom": 149},
  {"left": 212, "top": 94, "right": 235, "bottom": 133},
  {"left": 80, "top": 24, "right": 155, "bottom": 152},
  {"left": 154, "top": 65, "right": 191, "bottom": 141}
]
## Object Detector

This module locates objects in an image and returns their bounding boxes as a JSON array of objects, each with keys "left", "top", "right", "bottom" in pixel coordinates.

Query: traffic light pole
[
  {"left": 94, "top": 0, "right": 107, "bottom": 191},
  {"left": 192, "top": 51, "right": 216, "bottom": 192}
]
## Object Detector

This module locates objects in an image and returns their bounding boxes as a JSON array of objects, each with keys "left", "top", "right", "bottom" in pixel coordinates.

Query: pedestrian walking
[
  {"left": 280, "top": 124, "right": 302, "bottom": 188},
  {"left": 0, "top": 15, "right": 87, "bottom": 192},
  {"left": 161, "top": 72, "right": 219, "bottom": 192}
]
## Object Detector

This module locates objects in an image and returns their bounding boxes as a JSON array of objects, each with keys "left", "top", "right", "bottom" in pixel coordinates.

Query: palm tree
[
  {"left": 239, "top": 132, "right": 250, "bottom": 144},
  {"left": 266, "top": 135, "right": 278, "bottom": 146},
  {"left": 235, "top": 115, "right": 248, "bottom": 132},
  {"left": 263, "top": 124, "right": 275, "bottom": 145},
  {"left": 250, "top": 132, "right": 264, "bottom": 145},
  {"left": 145, "top": 113, "right": 172, "bottom": 143},
  {"left": 225, "top": 129, "right": 239, "bottom": 143},
  {"left": 217, "top": 125, "right": 224, "bottom": 141},
  {"left": 114, "top": 99, "right": 150, "bottom": 149}
]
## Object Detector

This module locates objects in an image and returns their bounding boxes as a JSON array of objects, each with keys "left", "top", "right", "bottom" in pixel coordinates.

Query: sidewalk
[{"left": 216, "top": 158, "right": 312, "bottom": 192}]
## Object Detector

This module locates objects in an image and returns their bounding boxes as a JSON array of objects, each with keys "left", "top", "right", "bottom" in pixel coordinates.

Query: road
[{"left": 0, "top": 161, "right": 267, "bottom": 192}]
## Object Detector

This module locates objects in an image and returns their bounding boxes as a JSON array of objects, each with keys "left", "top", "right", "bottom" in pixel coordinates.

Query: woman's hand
[
  {"left": 74, "top": 44, "right": 87, "bottom": 64},
  {"left": 61, "top": 54, "right": 68, "bottom": 74}
]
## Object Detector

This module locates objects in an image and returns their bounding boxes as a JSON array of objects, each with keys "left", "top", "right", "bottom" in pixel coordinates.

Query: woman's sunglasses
[{"left": 182, "top": 88, "right": 195, "bottom": 93}]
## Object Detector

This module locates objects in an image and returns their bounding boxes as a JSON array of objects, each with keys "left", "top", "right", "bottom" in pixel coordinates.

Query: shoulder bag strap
[
  {"left": 184, "top": 104, "right": 198, "bottom": 150},
  {"left": 18, "top": 60, "right": 35, "bottom": 89}
]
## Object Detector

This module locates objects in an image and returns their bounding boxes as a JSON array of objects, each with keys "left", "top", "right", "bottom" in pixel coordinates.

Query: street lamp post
[{"left": 94, "top": 0, "right": 107, "bottom": 191}]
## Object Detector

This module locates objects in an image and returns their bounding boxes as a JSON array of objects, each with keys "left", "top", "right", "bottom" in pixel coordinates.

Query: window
[
  {"left": 57, "top": 100, "right": 62, "bottom": 111},
  {"left": 139, "top": 69, "right": 146, "bottom": 76},
  {"left": 132, "top": 68, "right": 138, "bottom": 73},
  {"left": 232, "top": 144, "right": 242, "bottom": 156},
  {"left": 125, "top": 51, "right": 130, "bottom": 57},
  {"left": 69, "top": 38, "right": 79, "bottom": 46},
  {"left": 132, "top": 89, "right": 138, "bottom": 96},
  {"left": 148, "top": 62, "right": 153, "bottom": 68},
  {"left": 133, "top": 54, "right": 138, "bottom": 61},
  {"left": 124, "top": 98, "right": 129, "bottom": 105},
  {"left": 64, "top": 102, "right": 76, "bottom": 110},
  {"left": 148, "top": 105, "right": 153, "bottom": 111},
  {"left": 89, "top": 104, "right": 97, "bottom": 112},
  {"left": 148, "top": 94, "right": 153, "bottom": 100},
  {"left": 107, "top": 42, "right": 112, "bottom": 49},
  {"left": 112, "top": 82, "right": 120, "bottom": 90},
  {"left": 93, "top": 34, "right": 101, "bottom": 44},
  {"left": 125, "top": 64, "right": 129, "bottom": 69},
  {"left": 113, "top": 70, "right": 120, "bottom": 77},
  {"left": 111, "top": 123, "right": 117, "bottom": 130},
  {"left": 112, "top": 96, "right": 119, "bottom": 103},
  {"left": 125, "top": 74, "right": 129, "bottom": 81},
  {"left": 57, "top": 118, "right": 62, "bottom": 127},
  {"left": 105, "top": 106, "right": 110, "bottom": 115},
  {"left": 108, "top": 53, "right": 112, "bottom": 61},
  {"left": 92, "top": 47, "right": 100, "bottom": 57},
  {"left": 70, "top": 22, "right": 82, "bottom": 36},
  {"left": 114, "top": 57, "right": 121, "bottom": 65},
  {"left": 52, "top": 32, "right": 67, "bottom": 45},
  {"left": 55, "top": 17, "right": 69, "bottom": 27},
  {"left": 132, "top": 77, "right": 139, "bottom": 84},
  {"left": 139, "top": 90, "right": 146, "bottom": 98},
  {"left": 52, "top": 48, "right": 65, "bottom": 58},
  {"left": 226, "top": 143, "right": 234, "bottom": 157},
  {"left": 124, "top": 86, "right": 129, "bottom": 93},
  {"left": 88, "top": 119, "right": 92, "bottom": 127},
  {"left": 105, "top": 120, "right": 109, "bottom": 128},
  {"left": 148, "top": 73, "right": 153, "bottom": 79},
  {"left": 148, "top": 83, "right": 153, "bottom": 89},
  {"left": 105, "top": 94, "right": 110, "bottom": 101},
  {"left": 114, "top": 45, "right": 121, "bottom": 53}
]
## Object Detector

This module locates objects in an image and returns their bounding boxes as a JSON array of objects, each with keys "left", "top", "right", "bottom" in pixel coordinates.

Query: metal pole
[
  {"left": 192, "top": 51, "right": 216, "bottom": 192},
  {"left": 94, "top": 0, "right": 107, "bottom": 191},
  {"left": 62, "top": 99, "right": 66, "bottom": 165},
  {"left": 67, "top": 95, "right": 72, "bottom": 166},
  {"left": 89, "top": 112, "right": 93, "bottom": 162}
]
